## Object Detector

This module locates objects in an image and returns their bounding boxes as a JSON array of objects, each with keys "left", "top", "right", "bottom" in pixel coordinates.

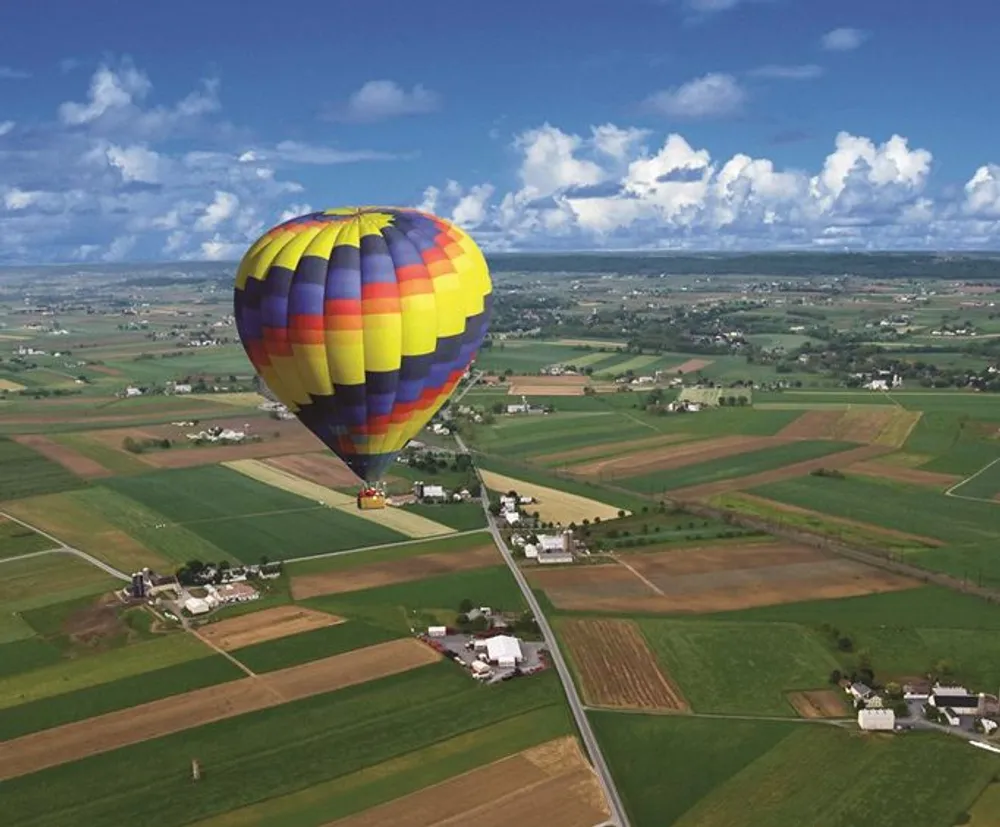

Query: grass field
[
  {"left": 1, "top": 665, "right": 565, "bottom": 827},
  {"left": 401, "top": 501, "right": 486, "bottom": 530},
  {"left": 0, "top": 437, "right": 85, "bottom": 501},
  {"left": 638, "top": 620, "right": 840, "bottom": 715},
  {"left": 967, "top": 782, "right": 1000, "bottom": 827},
  {"left": 306, "top": 566, "right": 526, "bottom": 635},
  {"left": 103, "top": 467, "right": 409, "bottom": 561},
  {"left": 671, "top": 726, "right": 1000, "bottom": 827},
  {"left": 592, "top": 713, "right": 999, "bottom": 827},
  {"left": 473, "top": 411, "right": 655, "bottom": 458},
  {"left": 288, "top": 531, "right": 494, "bottom": 576},
  {"left": 51, "top": 433, "right": 152, "bottom": 475},
  {"left": 0, "top": 655, "right": 244, "bottom": 740},
  {"left": 0, "top": 633, "right": 211, "bottom": 709},
  {"left": 188, "top": 706, "right": 574, "bottom": 827},
  {"left": 0, "top": 517, "right": 55, "bottom": 559},
  {"left": 618, "top": 440, "right": 856, "bottom": 493},
  {"left": 233, "top": 621, "right": 401, "bottom": 673},
  {"left": 0, "top": 554, "right": 120, "bottom": 614}
]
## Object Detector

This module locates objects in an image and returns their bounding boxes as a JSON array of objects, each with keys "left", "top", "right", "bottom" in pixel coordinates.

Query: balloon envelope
[{"left": 233, "top": 207, "right": 492, "bottom": 483}]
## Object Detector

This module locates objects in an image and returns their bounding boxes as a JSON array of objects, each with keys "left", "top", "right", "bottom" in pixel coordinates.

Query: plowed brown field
[
  {"left": 264, "top": 452, "right": 363, "bottom": 489},
  {"left": 787, "top": 690, "right": 847, "bottom": 718},
  {"left": 778, "top": 410, "right": 845, "bottom": 439},
  {"left": 12, "top": 434, "right": 112, "bottom": 478},
  {"left": 197, "top": 605, "right": 344, "bottom": 650},
  {"left": 291, "top": 545, "right": 500, "bottom": 600},
  {"left": 325, "top": 736, "right": 609, "bottom": 827},
  {"left": 778, "top": 407, "right": 921, "bottom": 447},
  {"left": 527, "top": 541, "right": 919, "bottom": 614},
  {"left": 0, "top": 638, "right": 439, "bottom": 781},
  {"left": 568, "top": 435, "right": 786, "bottom": 479},
  {"left": 669, "top": 444, "right": 890, "bottom": 499},
  {"left": 560, "top": 618, "right": 688, "bottom": 710},
  {"left": 673, "top": 359, "right": 713, "bottom": 374},
  {"left": 534, "top": 433, "right": 691, "bottom": 466},
  {"left": 847, "top": 461, "right": 961, "bottom": 488},
  {"left": 507, "top": 375, "right": 589, "bottom": 396}
]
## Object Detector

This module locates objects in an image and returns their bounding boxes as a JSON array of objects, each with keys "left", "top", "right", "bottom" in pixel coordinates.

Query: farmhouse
[
  {"left": 848, "top": 682, "right": 874, "bottom": 702},
  {"left": 416, "top": 483, "right": 448, "bottom": 503},
  {"left": 858, "top": 708, "right": 895, "bottom": 731},
  {"left": 473, "top": 635, "right": 524, "bottom": 669}
]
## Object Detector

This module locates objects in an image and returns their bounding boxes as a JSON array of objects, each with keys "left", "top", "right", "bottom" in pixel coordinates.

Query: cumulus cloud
[
  {"left": 0, "top": 59, "right": 415, "bottom": 262},
  {"left": 0, "top": 67, "right": 30, "bottom": 80},
  {"left": 328, "top": 80, "right": 441, "bottom": 123},
  {"left": 821, "top": 28, "right": 869, "bottom": 51},
  {"left": 414, "top": 121, "right": 1000, "bottom": 252},
  {"left": 643, "top": 73, "right": 746, "bottom": 119},
  {"left": 747, "top": 64, "right": 824, "bottom": 80}
]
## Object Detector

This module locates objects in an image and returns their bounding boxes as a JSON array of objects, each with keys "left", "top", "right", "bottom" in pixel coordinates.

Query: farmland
[
  {"left": 0, "top": 437, "right": 85, "bottom": 500},
  {"left": 559, "top": 618, "right": 689, "bottom": 710},
  {"left": 593, "top": 714, "right": 1000, "bottom": 827},
  {"left": 196, "top": 605, "right": 345, "bottom": 650},
  {"left": 0, "top": 516, "right": 54, "bottom": 559},
  {"left": 480, "top": 468, "right": 627, "bottom": 522},
  {"left": 528, "top": 540, "right": 919, "bottom": 614}
]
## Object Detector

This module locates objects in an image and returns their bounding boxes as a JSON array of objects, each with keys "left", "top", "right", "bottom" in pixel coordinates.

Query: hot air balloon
[{"left": 233, "top": 207, "right": 492, "bottom": 508}]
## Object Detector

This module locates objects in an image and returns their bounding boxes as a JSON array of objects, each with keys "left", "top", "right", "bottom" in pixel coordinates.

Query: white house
[
  {"left": 858, "top": 708, "right": 895, "bottom": 731},
  {"left": 473, "top": 635, "right": 523, "bottom": 669},
  {"left": 427, "top": 626, "right": 447, "bottom": 638},
  {"left": 523, "top": 543, "right": 539, "bottom": 559},
  {"left": 503, "top": 510, "right": 520, "bottom": 525},
  {"left": 848, "top": 682, "right": 874, "bottom": 701},
  {"left": 419, "top": 484, "right": 448, "bottom": 502},
  {"left": 183, "top": 597, "right": 211, "bottom": 615}
]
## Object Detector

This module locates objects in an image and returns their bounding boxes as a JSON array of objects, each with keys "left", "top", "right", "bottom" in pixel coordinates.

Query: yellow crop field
[{"left": 479, "top": 470, "right": 626, "bottom": 523}]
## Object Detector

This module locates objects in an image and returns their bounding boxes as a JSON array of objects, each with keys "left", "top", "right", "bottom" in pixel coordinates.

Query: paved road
[
  {"left": 0, "top": 510, "right": 131, "bottom": 581},
  {"left": 456, "top": 433, "right": 631, "bottom": 827}
]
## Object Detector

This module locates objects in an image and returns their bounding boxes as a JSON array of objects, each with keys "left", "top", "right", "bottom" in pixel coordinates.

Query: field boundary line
[
  {"left": 610, "top": 555, "right": 665, "bottom": 596},
  {"left": 0, "top": 510, "right": 130, "bottom": 580},
  {"left": 283, "top": 528, "right": 487, "bottom": 565},
  {"left": 0, "top": 547, "right": 65, "bottom": 565},
  {"left": 944, "top": 456, "right": 1000, "bottom": 504}
]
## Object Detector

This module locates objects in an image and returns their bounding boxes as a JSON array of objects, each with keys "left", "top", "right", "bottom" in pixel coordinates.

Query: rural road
[
  {"left": 0, "top": 510, "right": 131, "bottom": 581},
  {"left": 456, "top": 433, "right": 632, "bottom": 827}
]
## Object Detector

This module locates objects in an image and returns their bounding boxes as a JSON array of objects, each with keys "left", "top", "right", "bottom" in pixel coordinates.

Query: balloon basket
[{"left": 357, "top": 485, "right": 386, "bottom": 510}]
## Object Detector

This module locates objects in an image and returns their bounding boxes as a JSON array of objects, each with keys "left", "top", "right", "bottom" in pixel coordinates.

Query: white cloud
[
  {"left": 331, "top": 80, "right": 441, "bottom": 123},
  {"left": 643, "top": 73, "right": 746, "bottom": 119},
  {"left": 413, "top": 121, "right": 998, "bottom": 251},
  {"left": 821, "top": 28, "right": 869, "bottom": 51},
  {"left": 58, "top": 62, "right": 152, "bottom": 125},
  {"left": 270, "top": 140, "right": 400, "bottom": 164},
  {"left": 193, "top": 234, "right": 245, "bottom": 261},
  {"left": 3, "top": 188, "right": 38, "bottom": 211},
  {"left": 748, "top": 64, "right": 824, "bottom": 80},
  {"left": 195, "top": 191, "right": 240, "bottom": 231},
  {"left": 278, "top": 203, "right": 313, "bottom": 222},
  {"left": 105, "top": 144, "right": 162, "bottom": 183},
  {"left": 0, "top": 121, "right": 14, "bottom": 137},
  {"left": 0, "top": 67, "right": 30, "bottom": 80},
  {"left": 101, "top": 235, "right": 137, "bottom": 262}
]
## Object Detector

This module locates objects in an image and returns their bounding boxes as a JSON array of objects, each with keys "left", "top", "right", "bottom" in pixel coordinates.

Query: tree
[
  {"left": 617, "top": 510, "right": 626, "bottom": 518},
  {"left": 459, "top": 598, "right": 474, "bottom": 614},
  {"left": 837, "top": 636, "right": 854, "bottom": 652},
  {"left": 829, "top": 669, "right": 843, "bottom": 685}
]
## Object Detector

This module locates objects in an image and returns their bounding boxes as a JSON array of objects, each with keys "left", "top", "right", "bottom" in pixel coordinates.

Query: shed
[
  {"left": 428, "top": 626, "right": 447, "bottom": 638},
  {"left": 481, "top": 635, "right": 523, "bottom": 669},
  {"left": 858, "top": 708, "right": 895, "bottom": 731},
  {"left": 184, "top": 597, "right": 211, "bottom": 616}
]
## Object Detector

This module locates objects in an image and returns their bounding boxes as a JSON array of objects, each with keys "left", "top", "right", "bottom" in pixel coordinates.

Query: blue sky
[{"left": 1, "top": 0, "right": 998, "bottom": 262}]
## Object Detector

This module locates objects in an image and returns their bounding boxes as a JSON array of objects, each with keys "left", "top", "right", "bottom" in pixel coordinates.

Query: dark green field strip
[
  {"left": 0, "top": 638, "right": 63, "bottom": 680},
  {"left": 619, "top": 440, "right": 856, "bottom": 494},
  {"left": 0, "top": 438, "right": 86, "bottom": 501},
  {"left": 187, "top": 705, "right": 574, "bottom": 827},
  {"left": 3, "top": 664, "right": 563, "bottom": 827},
  {"left": 401, "top": 502, "right": 487, "bottom": 531},
  {"left": 591, "top": 713, "right": 796, "bottom": 827},
  {"left": 233, "top": 622, "right": 401, "bottom": 674},
  {"left": 0, "top": 655, "right": 245, "bottom": 741}
]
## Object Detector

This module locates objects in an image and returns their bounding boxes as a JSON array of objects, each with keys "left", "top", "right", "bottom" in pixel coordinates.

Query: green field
[
  {"left": 287, "top": 531, "right": 493, "bottom": 576},
  {"left": 703, "top": 587, "right": 1000, "bottom": 690},
  {"left": 52, "top": 432, "right": 153, "bottom": 475},
  {"left": 753, "top": 475, "right": 1000, "bottom": 584},
  {"left": 0, "top": 553, "right": 120, "bottom": 613},
  {"left": 591, "top": 713, "right": 796, "bottom": 827},
  {"left": 401, "top": 502, "right": 486, "bottom": 531},
  {"left": 0, "top": 654, "right": 244, "bottom": 740},
  {"left": 639, "top": 620, "right": 840, "bottom": 715},
  {"left": 189, "top": 705, "right": 574, "bottom": 827},
  {"left": 3, "top": 665, "right": 564, "bottom": 827},
  {"left": 103, "top": 467, "right": 409, "bottom": 561},
  {"left": 306, "top": 566, "right": 526, "bottom": 635},
  {"left": 0, "top": 633, "right": 211, "bottom": 709},
  {"left": 592, "top": 713, "right": 999, "bottom": 827},
  {"left": 0, "top": 518, "right": 53, "bottom": 560},
  {"left": 0, "top": 438, "right": 85, "bottom": 500},
  {"left": 671, "top": 727, "right": 999, "bottom": 827},
  {"left": 618, "top": 440, "right": 855, "bottom": 493},
  {"left": 233, "top": 621, "right": 400, "bottom": 673},
  {"left": 950, "top": 457, "right": 1000, "bottom": 500},
  {"left": 473, "top": 410, "right": 655, "bottom": 458}
]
